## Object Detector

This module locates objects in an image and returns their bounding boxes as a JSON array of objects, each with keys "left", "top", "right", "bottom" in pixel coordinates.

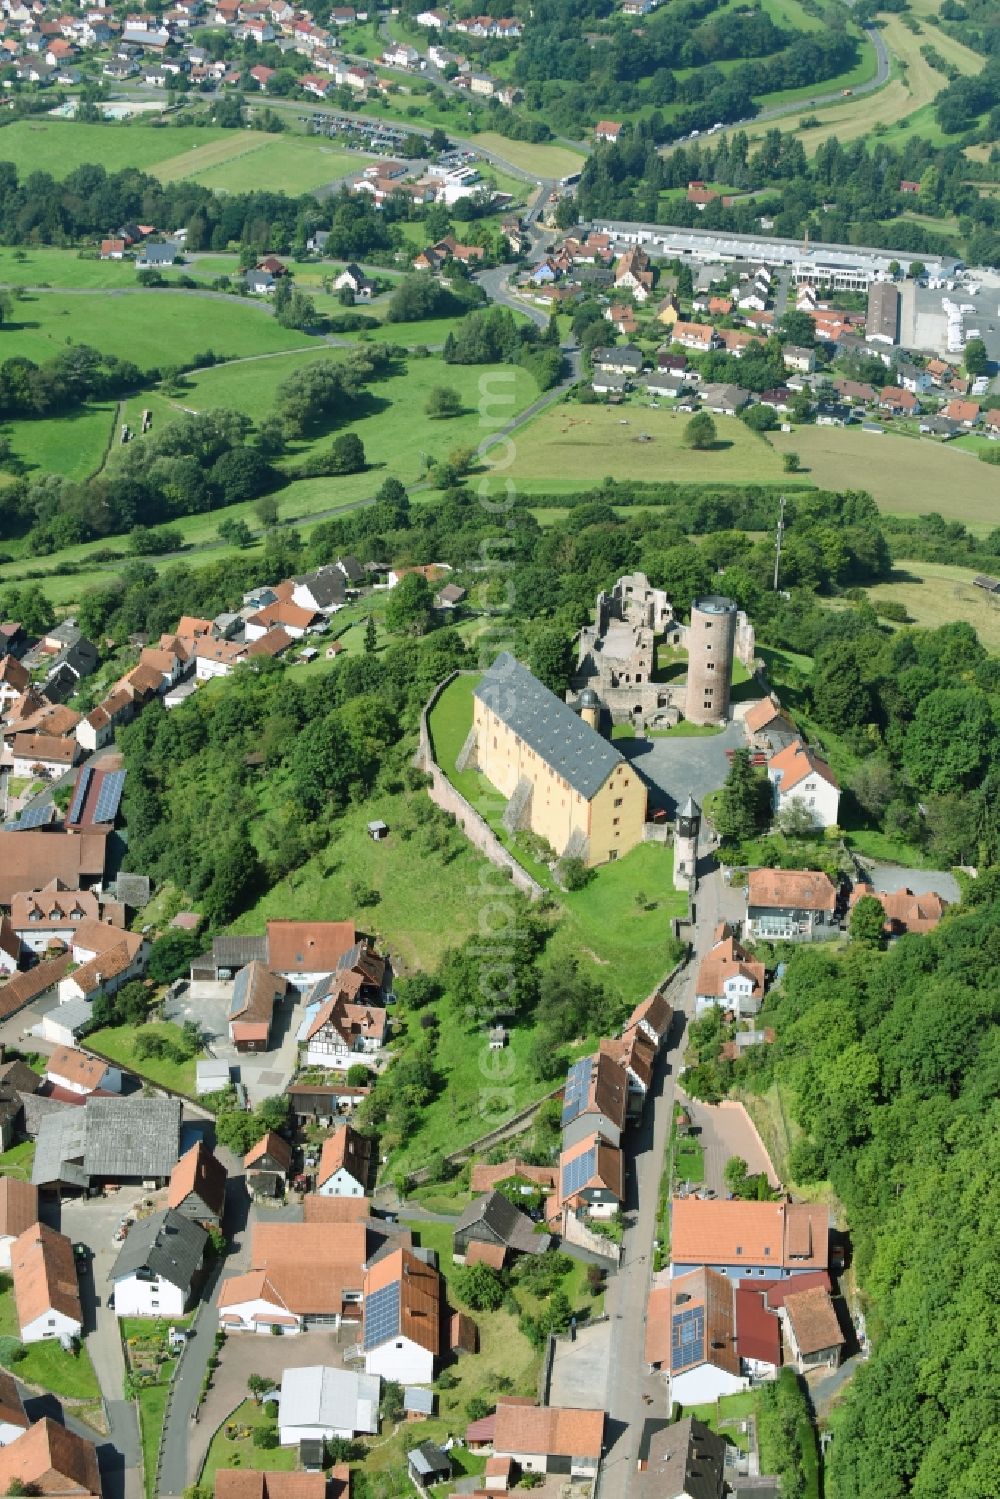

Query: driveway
[
  {"left": 548, "top": 1321, "right": 611, "bottom": 1410},
  {"left": 678, "top": 1098, "right": 780, "bottom": 1197},
  {"left": 620, "top": 720, "right": 747, "bottom": 818},
  {"left": 862, "top": 863, "right": 961, "bottom": 903}
]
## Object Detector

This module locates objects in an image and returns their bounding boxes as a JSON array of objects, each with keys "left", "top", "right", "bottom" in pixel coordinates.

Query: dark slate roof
[
  {"left": 454, "top": 1190, "right": 549, "bottom": 1254},
  {"left": 638, "top": 1417, "right": 725, "bottom": 1499},
  {"left": 475, "top": 653, "right": 624, "bottom": 800},
  {"left": 338, "top": 555, "right": 365, "bottom": 584},
  {"left": 111, "top": 1206, "right": 207, "bottom": 1291},
  {"left": 212, "top": 936, "right": 269, "bottom": 969},
  {"left": 293, "top": 566, "right": 347, "bottom": 608}
]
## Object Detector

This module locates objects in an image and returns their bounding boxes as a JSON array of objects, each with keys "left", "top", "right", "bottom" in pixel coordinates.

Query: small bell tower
[{"left": 673, "top": 794, "right": 701, "bottom": 894}]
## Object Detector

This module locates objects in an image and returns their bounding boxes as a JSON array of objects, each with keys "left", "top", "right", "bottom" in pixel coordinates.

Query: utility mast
[{"left": 773, "top": 494, "right": 786, "bottom": 591}]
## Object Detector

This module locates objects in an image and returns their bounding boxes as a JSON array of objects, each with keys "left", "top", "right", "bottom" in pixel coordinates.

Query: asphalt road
[{"left": 600, "top": 852, "right": 748, "bottom": 1499}]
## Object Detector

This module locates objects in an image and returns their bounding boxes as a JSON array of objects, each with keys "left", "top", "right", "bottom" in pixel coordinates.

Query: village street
[{"left": 598, "top": 850, "right": 746, "bottom": 1499}]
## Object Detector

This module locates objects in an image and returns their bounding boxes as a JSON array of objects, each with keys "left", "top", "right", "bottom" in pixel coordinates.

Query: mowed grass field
[
  {"left": 866, "top": 560, "right": 1000, "bottom": 652},
  {"left": 0, "top": 119, "right": 227, "bottom": 176},
  {"left": 469, "top": 132, "right": 585, "bottom": 179},
  {"left": 5, "top": 290, "right": 313, "bottom": 368},
  {"left": 8, "top": 401, "right": 116, "bottom": 481},
  {"left": 767, "top": 425, "right": 1000, "bottom": 529},
  {"left": 153, "top": 133, "right": 374, "bottom": 192},
  {"left": 496, "top": 402, "right": 786, "bottom": 488},
  {"left": 0, "top": 118, "right": 374, "bottom": 194}
]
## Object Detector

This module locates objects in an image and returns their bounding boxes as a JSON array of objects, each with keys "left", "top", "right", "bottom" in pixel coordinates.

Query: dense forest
[
  {"left": 574, "top": 122, "right": 1000, "bottom": 262},
  {"left": 729, "top": 902, "right": 1000, "bottom": 1498}
]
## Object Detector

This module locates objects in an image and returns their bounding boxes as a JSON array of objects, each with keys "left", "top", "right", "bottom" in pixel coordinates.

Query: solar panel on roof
[
  {"left": 15, "top": 802, "right": 55, "bottom": 830},
  {"left": 671, "top": 1304, "right": 705, "bottom": 1372},
  {"left": 92, "top": 769, "right": 126, "bottom": 825},
  {"left": 363, "top": 1280, "right": 400, "bottom": 1351},
  {"left": 561, "top": 1055, "right": 594, "bottom": 1126},
  {"left": 67, "top": 768, "right": 91, "bottom": 826},
  {"left": 561, "top": 1144, "right": 597, "bottom": 1199}
]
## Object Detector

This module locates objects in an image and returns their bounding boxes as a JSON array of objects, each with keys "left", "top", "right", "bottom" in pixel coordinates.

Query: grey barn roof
[
  {"left": 112, "top": 1206, "right": 207, "bottom": 1292},
  {"left": 454, "top": 1190, "right": 549, "bottom": 1255},
  {"left": 475, "top": 652, "right": 624, "bottom": 800},
  {"left": 34, "top": 1097, "right": 182, "bottom": 1186}
]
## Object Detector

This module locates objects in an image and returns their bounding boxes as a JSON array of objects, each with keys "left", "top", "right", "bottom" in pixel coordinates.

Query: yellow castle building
[{"left": 465, "top": 652, "right": 647, "bottom": 867}]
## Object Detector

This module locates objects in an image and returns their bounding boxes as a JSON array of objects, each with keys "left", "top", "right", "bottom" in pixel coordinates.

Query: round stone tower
[{"left": 685, "top": 595, "right": 738, "bottom": 725}]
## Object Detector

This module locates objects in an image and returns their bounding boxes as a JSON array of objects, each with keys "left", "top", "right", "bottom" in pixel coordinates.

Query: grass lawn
[
  {"left": 0, "top": 120, "right": 236, "bottom": 178},
  {"left": 231, "top": 785, "right": 493, "bottom": 973},
  {"left": 85, "top": 1023, "right": 199, "bottom": 1097},
  {"left": 0, "top": 1141, "right": 34, "bottom": 1179},
  {"left": 6, "top": 290, "right": 311, "bottom": 369},
  {"left": 717, "top": 12, "right": 981, "bottom": 153},
  {"left": 181, "top": 350, "right": 539, "bottom": 492},
  {"left": 0, "top": 1282, "right": 100, "bottom": 1401},
  {"left": 649, "top": 721, "right": 724, "bottom": 738},
  {"left": 468, "top": 133, "right": 584, "bottom": 180},
  {"left": 769, "top": 426, "right": 1000, "bottom": 527},
  {"left": 153, "top": 134, "right": 374, "bottom": 193},
  {"left": 200, "top": 1399, "right": 296, "bottom": 1488},
  {"left": 674, "top": 1138, "right": 705, "bottom": 1185},
  {"left": 497, "top": 405, "right": 786, "bottom": 487},
  {"left": 850, "top": 560, "right": 1000, "bottom": 654},
  {"left": 428, "top": 672, "right": 687, "bottom": 1000},
  {"left": 8, "top": 402, "right": 115, "bottom": 482}
]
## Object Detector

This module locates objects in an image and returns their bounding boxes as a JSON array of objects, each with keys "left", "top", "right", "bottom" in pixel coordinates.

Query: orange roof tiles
[
  {"left": 0, "top": 955, "right": 73, "bottom": 1021},
  {"left": 216, "top": 1473, "right": 327, "bottom": 1499},
  {"left": 0, "top": 1178, "right": 39, "bottom": 1242},
  {"left": 266, "top": 920, "right": 356, "bottom": 973},
  {"left": 0, "top": 1417, "right": 100, "bottom": 1497},
  {"left": 303, "top": 1195, "right": 371, "bottom": 1224},
  {"left": 168, "top": 1140, "right": 227, "bottom": 1219},
  {"left": 695, "top": 935, "right": 766, "bottom": 1004},
  {"left": 768, "top": 738, "right": 838, "bottom": 794},
  {"left": 671, "top": 1199, "right": 828, "bottom": 1271},
  {"left": 244, "top": 1131, "right": 292, "bottom": 1173},
  {"left": 317, "top": 1125, "right": 371, "bottom": 1188},
  {"left": 784, "top": 1284, "right": 844, "bottom": 1355},
  {"left": 46, "top": 1047, "right": 109, "bottom": 1092},
  {"left": 493, "top": 1404, "right": 604, "bottom": 1460},
  {"left": 743, "top": 695, "right": 782, "bottom": 735},
  {"left": 11, "top": 1222, "right": 82, "bottom": 1333},
  {"left": 469, "top": 1160, "right": 557, "bottom": 1194},
  {"left": 221, "top": 1222, "right": 369, "bottom": 1319},
  {"left": 465, "top": 1240, "right": 507, "bottom": 1270},
  {"left": 0, "top": 830, "right": 107, "bottom": 908},
  {"left": 746, "top": 868, "right": 837, "bottom": 913}
]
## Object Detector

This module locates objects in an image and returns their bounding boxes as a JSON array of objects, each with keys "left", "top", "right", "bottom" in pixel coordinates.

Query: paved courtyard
[
  {"left": 165, "top": 980, "right": 307, "bottom": 1104},
  {"left": 548, "top": 1320, "right": 612, "bottom": 1410},
  {"left": 620, "top": 719, "right": 747, "bottom": 817},
  {"left": 678, "top": 1099, "right": 781, "bottom": 1197}
]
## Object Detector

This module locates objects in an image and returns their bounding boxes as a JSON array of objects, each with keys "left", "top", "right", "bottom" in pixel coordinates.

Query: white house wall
[
  {"left": 21, "top": 1307, "right": 81, "bottom": 1345},
  {"left": 365, "top": 1336, "right": 434, "bottom": 1385},
  {"left": 670, "top": 1363, "right": 747, "bottom": 1405},
  {"left": 113, "top": 1273, "right": 187, "bottom": 1320}
]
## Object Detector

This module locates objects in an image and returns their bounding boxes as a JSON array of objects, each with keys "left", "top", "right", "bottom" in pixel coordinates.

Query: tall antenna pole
[{"left": 773, "top": 493, "right": 786, "bottom": 592}]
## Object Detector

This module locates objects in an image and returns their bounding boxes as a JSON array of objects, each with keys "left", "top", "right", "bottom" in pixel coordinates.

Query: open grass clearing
[
  {"left": 0, "top": 1141, "right": 34, "bottom": 1179},
  {"left": 231, "top": 785, "right": 492, "bottom": 974},
  {"left": 7, "top": 401, "right": 116, "bottom": 481},
  {"left": 468, "top": 132, "right": 584, "bottom": 180},
  {"left": 0, "top": 119, "right": 232, "bottom": 178},
  {"left": 863, "top": 559, "right": 1000, "bottom": 654},
  {"left": 155, "top": 134, "right": 375, "bottom": 193},
  {"left": 5, "top": 289, "right": 311, "bottom": 369},
  {"left": 767, "top": 424, "right": 1000, "bottom": 528},
  {"left": 496, "top": 403, "right": 786, "bottom": 487}
]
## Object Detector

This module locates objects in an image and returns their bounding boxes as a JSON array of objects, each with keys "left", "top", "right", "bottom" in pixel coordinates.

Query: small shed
[
  {"left": 408, "top": 1441, "right": 451, "bottom": 1486},
  {"left": 404, "top": 1386, "right": 435, "bottom": 1421},
  {"left": 300, "top": 1438, "right": 326, "bottom": 1471},
  {"left": 196, "top": 1058, "right": 232, "bottom": 1097},
  {"left": 367, "top": 820, "right": 389, "bottom": 842},
  {"left": 170, "top": 912, "right": 201, "bottom": 932},
  {"left": 39, "top": 998, "right": 93, "bottom": 1049},
  {"left": 325, "top": 642, "right": 345, "bottom": 660},
  {"left": 488, "top": 1025, "right": 506, "bottom": 1050}
]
